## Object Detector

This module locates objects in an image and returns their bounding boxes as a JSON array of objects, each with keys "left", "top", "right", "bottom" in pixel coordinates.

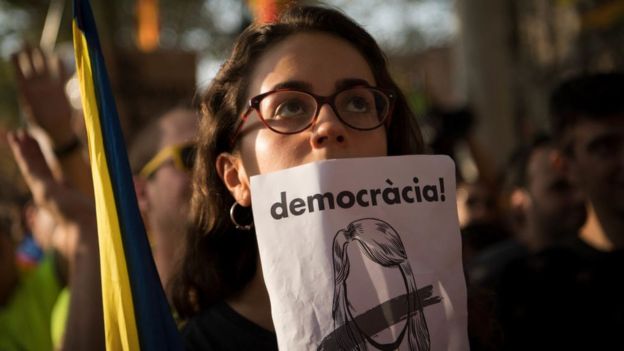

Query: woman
[{"left": 171, "top": 4, "right": 424, "bottom": 350}]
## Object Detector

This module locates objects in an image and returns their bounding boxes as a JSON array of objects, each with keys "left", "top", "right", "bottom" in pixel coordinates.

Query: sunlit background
[{"left": 1, "top": 0, "right": 623, "bottom": 181}]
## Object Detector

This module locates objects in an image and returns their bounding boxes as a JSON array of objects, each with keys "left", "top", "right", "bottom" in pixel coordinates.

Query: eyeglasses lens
[
  {"left": 259, "top": 87, "right": 389, "bottom": 133},
  {"left": 335, "top": 87, "right": 388, "bottom": 130},
  {"left": 260, "top": 91, "right": 317, "bottom": 133}
]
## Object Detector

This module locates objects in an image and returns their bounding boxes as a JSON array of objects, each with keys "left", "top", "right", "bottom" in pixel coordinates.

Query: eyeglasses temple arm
[{"left": 230, "top": 109, "right": 252, "bottom": 147}]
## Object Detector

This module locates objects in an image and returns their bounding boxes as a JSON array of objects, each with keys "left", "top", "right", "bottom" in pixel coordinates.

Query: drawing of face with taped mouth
[{"left": 318, "top": 218, "right": 441, "bottom": 351}]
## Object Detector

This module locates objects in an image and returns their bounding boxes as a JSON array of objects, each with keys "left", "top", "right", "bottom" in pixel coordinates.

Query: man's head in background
[
  {"left": 129, "top": 107, "right": 198, "bottom": 290},
  {"left": 505, "top": 135, "right": 586, "bottom": 251},
  {"left": 550, "top": 73, "right": 624, "bottom": 240}
]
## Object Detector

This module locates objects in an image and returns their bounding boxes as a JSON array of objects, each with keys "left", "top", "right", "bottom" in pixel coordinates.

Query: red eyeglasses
[{"left": 231, "top": 85, "right": 395, "bottom": 145}]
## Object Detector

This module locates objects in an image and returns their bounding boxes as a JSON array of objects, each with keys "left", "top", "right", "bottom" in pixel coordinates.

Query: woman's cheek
[{"left": 246, "top": 132, "right": 291, "bottom": 174}]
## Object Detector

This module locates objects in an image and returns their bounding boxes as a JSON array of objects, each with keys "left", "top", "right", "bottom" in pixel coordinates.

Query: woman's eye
[
  {"left": 345, "top": 96, "right": 371, "bottom": 113},
  {"left": 274, "top": 100, "right": 307, "bottom": 119}
]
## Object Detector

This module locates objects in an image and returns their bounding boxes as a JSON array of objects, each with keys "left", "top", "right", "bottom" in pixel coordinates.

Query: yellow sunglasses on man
[{"left": 139, "top": 142, "right": 196, "bottom": 178}]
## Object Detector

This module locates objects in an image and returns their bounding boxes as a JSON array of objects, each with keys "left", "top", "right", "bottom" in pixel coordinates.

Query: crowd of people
[
  {"left": 0, "top": 4, "right": 623, "bottom": 351},
  {"left": 459, "top": 73, "right": 624, "bottom": 350}
]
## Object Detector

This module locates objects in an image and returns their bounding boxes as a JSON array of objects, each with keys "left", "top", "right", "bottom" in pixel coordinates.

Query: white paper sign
[{"left": 250, "top": 155, "right": 468, "bottom": 351}]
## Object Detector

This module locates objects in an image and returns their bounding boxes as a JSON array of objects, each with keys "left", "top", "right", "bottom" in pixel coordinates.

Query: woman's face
[{"left": 219, "top": 32, "right": 388, "bottom": 205}]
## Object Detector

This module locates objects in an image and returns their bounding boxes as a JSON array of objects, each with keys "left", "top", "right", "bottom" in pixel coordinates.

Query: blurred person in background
[
  {"left": 426, "top": 105, "right": 509, "bottom": 264},
  {"left": 504, "top": 135, "right": 586, "bottom": 252},
  {"left": 7, "top": 130, "right": 103, "bottom": 351},
  {"left": 467, "top": 134, "right": 587, "bottom": 351},
  {"left": 550, "top": 72, "right": 624, "bottom": 254},
  {"left": 495, "top": 72, "right": 624, "bottom": 351},
  {"left": 468, "top": 134, "right": 587, "bottom": 288},
  {"left": 129, "top": 107, "right": 198, "bottom": 297},
  {"left": 426, "top": 106, "right": 508, "bottom": 351},
  {"left": 3, "top": 46, "right": 104, "bottom": 350},
  {"left": 546, "top": 71, "right": 624, "bottom": 349},
  {"left": 0, "top": 180, "right": 64, "bottom": 351},
  {"left": 11, "top": 46, "right": 92, "bottom": 198},
  {"left": 458, "top": 180, "right": 510, "bottom": 265}
]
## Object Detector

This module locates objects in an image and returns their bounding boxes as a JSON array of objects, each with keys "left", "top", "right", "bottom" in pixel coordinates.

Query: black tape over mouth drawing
[{"left": 318, "top": 218, "right": 441, "bottom": 351}]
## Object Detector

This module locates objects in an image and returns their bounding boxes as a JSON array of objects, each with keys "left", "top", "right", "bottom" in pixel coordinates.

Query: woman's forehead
[{"left": 248, "top": 32, "right": 376, "bottom": 96}]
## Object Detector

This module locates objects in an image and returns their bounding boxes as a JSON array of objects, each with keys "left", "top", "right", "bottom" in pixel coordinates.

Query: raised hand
[
  {"left": 7, "top": 130, "right": 104, "bottom": 350},
  {"left": 11, "top": 46, "right": 74, "bottom": 148},
  {"left": 6, "top": 130, "right": 95, "bottom": 263}
]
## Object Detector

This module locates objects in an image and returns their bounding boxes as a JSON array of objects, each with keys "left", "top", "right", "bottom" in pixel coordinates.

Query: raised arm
[
  {"left": 7, "top": 130, "right": 104, "bottom": 351},
  {"left": 11, "top": 47, "right": 93, "bottom": 199}
]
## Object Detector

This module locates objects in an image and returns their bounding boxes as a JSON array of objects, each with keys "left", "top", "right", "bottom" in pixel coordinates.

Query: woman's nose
[{"left": 311, "top": 104, "right": 347, "bottom": 147}]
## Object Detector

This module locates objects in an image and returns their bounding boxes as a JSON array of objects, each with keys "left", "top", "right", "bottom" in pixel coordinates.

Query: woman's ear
[{"left": 216, "top": 152, "right": 251, "bottom": 207}]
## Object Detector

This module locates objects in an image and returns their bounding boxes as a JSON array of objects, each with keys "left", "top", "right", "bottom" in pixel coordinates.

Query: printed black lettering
[
  {"left": 413, "top": 177, "right": 422, "bottom": 202},
  {"left": 356, "top": 190, "right": 370, "bottom": 207},
  {"left": 370, "top": 189, "right": 381, "bottom": 206},
  {"left": 269, "top": 174, "right": 447, "bottom": 220},
  {"left": 382, "top": 184, "right": 401, "bottom": 204},
  {"left": 307, "top": 193, "right": 335, "bottom": 212},
  {"left": 271, "top": 191, "right": 289, "bottom": 219},
  {"left": 337, "top": 191, "right": 355, "bottom": 208},
  {"left": 423, "top": 185, "right": 439, "bottom": 201},
  {"left": 402, "top": 186, "right": 414, "bottom": 203},
  {"left": 290, "top": 198, "right": 306, "bottom": 216},
  {"left": 439, "top": 177, "right": 446, "bottom": 201}
]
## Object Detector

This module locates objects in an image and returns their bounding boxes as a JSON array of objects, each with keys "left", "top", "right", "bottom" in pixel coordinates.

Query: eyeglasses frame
[
  {"left": 230, "top": 85, "right": 396, "bottom": 146},
  {"left": 139, "top": 141, "right": 196, "bottom": 178}
]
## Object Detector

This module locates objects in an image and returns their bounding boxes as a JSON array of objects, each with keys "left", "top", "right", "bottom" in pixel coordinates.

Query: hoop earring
[{"left": 229, "top": 202, "right": 253, "bottom": 230}]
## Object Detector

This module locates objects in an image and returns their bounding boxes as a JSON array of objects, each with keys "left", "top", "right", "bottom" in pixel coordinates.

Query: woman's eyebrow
[
  {"left": 270, "top": 78, "right": 373, "bottom": 93},
  {"left": 270, "top": 80, "right": 313, "bottom": 91},
  {"left": 335, "top": 78, "right": 372, "bottom": 91}
]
